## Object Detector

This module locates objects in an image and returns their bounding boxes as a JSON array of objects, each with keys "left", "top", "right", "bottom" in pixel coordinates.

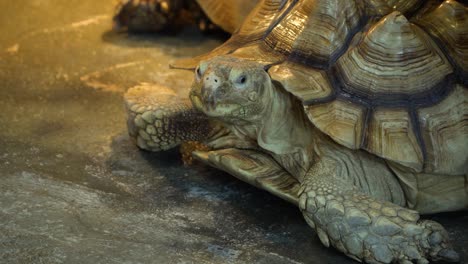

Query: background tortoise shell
[
  {"left": 174, "top": 0, "right": 468, "bottom": 175},
  {"left": 114, "top": 0, "right": 259, "bottom": 33}
]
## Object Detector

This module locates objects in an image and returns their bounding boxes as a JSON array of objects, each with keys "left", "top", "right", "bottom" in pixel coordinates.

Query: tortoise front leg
[
  {"left": 124, "top": 84, "right": 222, "bottom": 152},
  {"left": 192, "top": 148, "right": 300, "bottom": 205},
  {"left": 300, "top": 157, "right": 459, "bottom": 264}
]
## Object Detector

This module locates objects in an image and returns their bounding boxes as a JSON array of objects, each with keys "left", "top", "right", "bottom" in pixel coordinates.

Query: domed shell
[
  {"left": 174, "top": 0, "right": 468, "bottom": 174},
  {"left": 196, "top": 0, "right": 260, "bottom": 33}
]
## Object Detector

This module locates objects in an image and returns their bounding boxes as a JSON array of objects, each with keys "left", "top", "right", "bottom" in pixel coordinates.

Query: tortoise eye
[{"left": 236, "top": 75, "right": 247, "bottom": 85}]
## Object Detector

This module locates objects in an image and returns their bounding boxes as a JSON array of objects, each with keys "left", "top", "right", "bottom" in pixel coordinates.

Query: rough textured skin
[
  {"left": 192, "top": 148, "right": 301, "bottom": 205},
  {"left": 124, "top": 55, "right": 465, "bottom": 263},
  {"left": 124, "top": 83, "right": 220, "bottom": 151},
  {"left": 122, "top": 0, "right": 467, "bottom": 263},
  {"left": 181, "top": 56, "right": 465, "bottom": 263},
  {"left": 300, "top": 157, "right": 458, "bottom": 264}
]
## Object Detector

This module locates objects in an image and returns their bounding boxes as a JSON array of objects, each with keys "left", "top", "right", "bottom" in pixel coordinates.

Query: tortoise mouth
[{"left": 190, "top": 94, "right": 243, "bottom": 119}]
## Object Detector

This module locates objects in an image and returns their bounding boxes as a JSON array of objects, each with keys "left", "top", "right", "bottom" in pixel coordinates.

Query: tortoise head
[{"left": 190, "top": 56, "right": 272, "bottom": 124}]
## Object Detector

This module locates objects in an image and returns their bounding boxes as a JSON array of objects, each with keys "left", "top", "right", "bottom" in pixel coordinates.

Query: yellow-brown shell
[
  {"left": 196, "top": 0, "right": 260, "bottom": 33},
  {"left": 174, "top": 0, "right": 468, "bottom": 174}
]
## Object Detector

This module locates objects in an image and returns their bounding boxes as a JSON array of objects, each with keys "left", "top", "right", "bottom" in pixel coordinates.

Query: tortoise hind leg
[
  {"left": 124, "top": 83, "right": 220, "bottom": 152},
  {"left": 299, "top": 156, "right": 459, "bottom": 263},
  {"left": 192, "top": 148, "right": 300, "bottom": 205}
]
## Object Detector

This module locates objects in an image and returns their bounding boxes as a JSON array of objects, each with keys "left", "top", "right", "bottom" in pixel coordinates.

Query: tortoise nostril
[{"left": 214, "top": 79, "right": 218, "bottom": 83}]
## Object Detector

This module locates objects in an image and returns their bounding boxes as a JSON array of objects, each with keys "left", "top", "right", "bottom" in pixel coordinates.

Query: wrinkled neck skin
[
  {"left": 227, "top": 81, "right": 317, "bottom": 181},
  {"left": 237, "top": 84, "right": 405, "bottom": 204},
  {"left": 225, "top": 81, "right": 406, "bottom": 206}
]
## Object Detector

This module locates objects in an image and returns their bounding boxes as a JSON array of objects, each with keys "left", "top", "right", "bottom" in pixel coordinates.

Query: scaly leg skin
[
  {"left": 124, "top": 83, "right": 222, "bottom": 152},
  {"left": 192, "top": 148, "right": 300, "bottom": 205},
  {"left": 299, "top": 157, "right": 459, "bottom": 264},
  {"left": 205, "top": 129, "right": 259, "bottom": 150}
]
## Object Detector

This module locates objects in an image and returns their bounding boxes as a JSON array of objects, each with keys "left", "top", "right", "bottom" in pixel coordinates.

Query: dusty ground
[{"left": 0, "top": 1, "right": 466, "bottom": 263}]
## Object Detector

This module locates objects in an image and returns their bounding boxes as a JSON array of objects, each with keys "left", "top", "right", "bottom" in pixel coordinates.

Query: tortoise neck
[{"left": 255, "top": 82, "right": 317, "bottom": 178}]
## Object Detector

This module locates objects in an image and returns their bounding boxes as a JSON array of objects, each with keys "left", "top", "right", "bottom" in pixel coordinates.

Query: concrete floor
[{"left": 0, "top": 1, "right": 466, "bottom": 263}]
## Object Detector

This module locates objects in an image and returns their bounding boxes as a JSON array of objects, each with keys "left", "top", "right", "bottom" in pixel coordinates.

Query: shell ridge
[
  {"left": 304, "top": 68, "right": 340, "bottom": 106},
  {"left": 302, "top": 93, "right": 336, "bottom": 106},
  {"left": 284, "top": 0, "right": 368, "bottom": 69},
  {"left": 289, "top": 12, "right": 366, "bottom": 70},
  {"left": 412, "top": 20, "right": 468, "bottom": 85},
  {"left": 261, "top": 0, "right": 300, "bottom": 42},
  {"left": 412, "top": 0, "right": 468, "bottom": 85},
  {"left": 409, "top": 106, "right": 428, "bottom": 165},
  {"left": 360, "top": 107, "right": 373, "bottom": 149},
  {"left": 398, "top": 0, "right": 430, "bottom": 18},
  {"left": 333, "top": 72, "right": 456, "bottom": 108}
]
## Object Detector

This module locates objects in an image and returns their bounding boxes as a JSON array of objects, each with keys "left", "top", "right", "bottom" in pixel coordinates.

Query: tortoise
[
  {"left": 124, "top": 0, "right": 468, "bottom": 263},
  {"left": 113, "top": 0, "right": 259, "bottom": 33}
]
